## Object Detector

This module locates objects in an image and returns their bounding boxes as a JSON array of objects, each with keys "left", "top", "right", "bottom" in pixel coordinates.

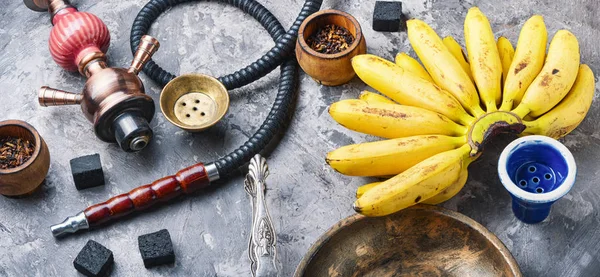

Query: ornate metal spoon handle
[{"left": 245, "top": 154, "right": 278, "bottom": 277}]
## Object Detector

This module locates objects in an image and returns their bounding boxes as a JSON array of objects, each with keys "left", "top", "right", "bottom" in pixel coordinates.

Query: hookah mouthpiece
[{"left": 50, "top": 212, "right": 89, "bottom": 238}]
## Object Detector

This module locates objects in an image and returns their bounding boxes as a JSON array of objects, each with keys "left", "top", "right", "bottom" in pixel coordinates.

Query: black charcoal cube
[
  {"left": 138, "top": 229, "right": 175, "bottom": 268},
  {"left": 70, "top": 154, "right": 105, "bottom": 190},
  {"left": 373, "top": 1, "right": 404, "bottom": 32},
  {"left": 73, "top": 240, "right": 113, "bottom": 277}
]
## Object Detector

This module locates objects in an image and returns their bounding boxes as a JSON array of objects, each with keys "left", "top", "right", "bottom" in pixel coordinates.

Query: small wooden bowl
[
  {"left": 296, "top": 9, "right": 367, "bottom": 86},
  {"left": 0, "top": 120, "right": 50, "bottom": 197}
]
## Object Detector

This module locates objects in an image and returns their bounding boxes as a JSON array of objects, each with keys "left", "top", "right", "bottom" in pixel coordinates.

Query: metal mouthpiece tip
[{"left": 50, "top": 211, "right": 89, "bottom": 238}]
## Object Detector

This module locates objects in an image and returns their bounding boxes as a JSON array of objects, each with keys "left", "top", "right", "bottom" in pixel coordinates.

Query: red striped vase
[{"left": 48, "top": 7, "right": 110, "bottom": 72}]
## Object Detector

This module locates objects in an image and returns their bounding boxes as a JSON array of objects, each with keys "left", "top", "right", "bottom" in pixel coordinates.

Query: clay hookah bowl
[{"left": 26, "top": 0, "right": 160, "bottom": 152}]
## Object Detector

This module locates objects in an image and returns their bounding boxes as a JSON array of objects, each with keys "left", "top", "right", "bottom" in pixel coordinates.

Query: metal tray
[{"left": 295, "top": 204, "right": 521, "bottom": 277}]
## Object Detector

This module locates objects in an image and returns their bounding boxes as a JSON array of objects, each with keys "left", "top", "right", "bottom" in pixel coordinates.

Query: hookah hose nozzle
[{"left": 26, "top": 0, "right": 160, "bottom": 152}]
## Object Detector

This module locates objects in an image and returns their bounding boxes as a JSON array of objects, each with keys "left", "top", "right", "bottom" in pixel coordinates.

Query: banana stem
[
  {"left": 472, "top": 105, "right": 486, "bottom": 118},
  {"left": 511, "top": 104, "right": 530, "bottom": 118},
  {"left": 484, "top": 101, "right": 498, "bottom": 113},
  {"left": 467, "top": 111, "right": 525, "bottom": 155},
  {"left": 499, "top": 100, "right": 513, "bottom": 111},
  {"left": 458, "top": 114, "right": 477, "bottom": 127}
]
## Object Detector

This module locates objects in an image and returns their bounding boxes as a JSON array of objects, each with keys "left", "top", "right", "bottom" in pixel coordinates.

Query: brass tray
[{"left": 295, "top": 205, "right": 521, "bottom": 277}]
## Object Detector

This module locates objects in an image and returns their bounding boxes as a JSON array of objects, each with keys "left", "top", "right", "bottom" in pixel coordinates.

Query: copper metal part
[
  {"left": 26, "top": 0, "right": 161, "bottom": 152},
  {"left": 24, "top": 0, "right": 74, "bottom": 21},
  {"left": 160, "top": 74, "right": 230, "bottom": 132},
  {"left": 38, "top": 38, "right": 160, "bottom": 152},
  {"left": 23, "top": 0, "right": 50, "bottom": 12},
  {"left": 38, "top": 86, "right": 82, "bottom": 106},
  {"left": 294, "top": 205, "right": 522, "bottom": 276}
]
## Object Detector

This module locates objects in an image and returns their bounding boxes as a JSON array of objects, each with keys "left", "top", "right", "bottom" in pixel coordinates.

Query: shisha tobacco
[
  {"left": 307, "top": 24, "right": 355, "bottom": 54},
  {"left": 0, "top": 136, "right": 34, "bottom": 169}
]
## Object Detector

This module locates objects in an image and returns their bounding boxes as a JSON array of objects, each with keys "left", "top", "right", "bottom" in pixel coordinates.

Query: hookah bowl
[
  {"left": 498, "top": 135, "right": 577, "bottom": 224},
  {"left": 25, "top": 0, "right": 160, "bottom": 152}
]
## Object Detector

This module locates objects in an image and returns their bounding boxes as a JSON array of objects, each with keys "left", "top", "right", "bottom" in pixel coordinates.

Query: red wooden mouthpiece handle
[{"left": 84, "top": 163, "right": 210, "bottom": 226}]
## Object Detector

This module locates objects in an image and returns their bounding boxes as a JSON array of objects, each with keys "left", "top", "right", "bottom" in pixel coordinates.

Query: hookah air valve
[{"left": 26, "top": 0, "right": 160, "bottom": 152}]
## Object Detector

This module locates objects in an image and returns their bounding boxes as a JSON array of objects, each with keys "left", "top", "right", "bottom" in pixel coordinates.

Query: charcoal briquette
[
  {"left": 70, "top": 153, "right": 105, "bottom": 190},
  {"left": 138, "top": 229, "right": 175, "bottom": 268},
  {"left": 73, "top": 240, "right": 113, "bottom": 277},
  {"left": 373, "top": 1, "right": 405, "bottom": 32}
]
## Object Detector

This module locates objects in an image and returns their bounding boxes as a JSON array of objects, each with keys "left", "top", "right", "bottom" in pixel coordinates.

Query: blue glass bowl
[{"left": 498, "top": 135, "right": 576, "bottom": 224}]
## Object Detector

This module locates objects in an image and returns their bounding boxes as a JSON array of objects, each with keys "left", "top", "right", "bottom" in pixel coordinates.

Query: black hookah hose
[{"left": 130, "top": 0, "right": 323, "bottom": 178}]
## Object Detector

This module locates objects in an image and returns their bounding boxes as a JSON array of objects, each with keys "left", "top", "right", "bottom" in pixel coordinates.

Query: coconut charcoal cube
[
  {"left": 73, "top": 240, "right": 114, "bottom": 277},
  {"left": 138, "top": 229, "right": 175, "bottom": 268},
  {"left": 373, "top": 1, "right": 404, "bottom": 32},
  {"left": 70, "top": 153, "right": 105, "bottom": 190}
]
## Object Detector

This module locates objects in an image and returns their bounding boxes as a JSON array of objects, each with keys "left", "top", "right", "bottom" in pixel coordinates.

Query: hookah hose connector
[
  {"left": 50, "top": 163, "right": 220, "bottom": 237},
  {"left": 26, "top": 0, "right": 160, "bottom": 152}
]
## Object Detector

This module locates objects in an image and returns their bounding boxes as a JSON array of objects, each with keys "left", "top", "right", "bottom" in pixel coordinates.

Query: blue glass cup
[{"left": 498, "top": 135, "right": 576, "bottom": 224}]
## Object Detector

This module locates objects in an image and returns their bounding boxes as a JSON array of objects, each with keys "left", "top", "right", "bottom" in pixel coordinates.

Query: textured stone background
[{"left": 1, "top": 0, "right": 599, "bottom": 276}]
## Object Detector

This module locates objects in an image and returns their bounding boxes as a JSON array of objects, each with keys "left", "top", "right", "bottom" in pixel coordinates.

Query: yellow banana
[
  {"left": 329, "top": 99, "right": 467, "bottom": 138},
  {"left": 407, "top": 19, "right": 484, "bottom": 117},
  {"left": 499, "top": 15, "right": 547, "bottom": 111},
  {"left": 422, "top": 170, "right": 469, "bottom": 205},
  {"left": 512, "top": 30, "right": 580, "bottom": 118},
  {"left": 442, "top": 36, "right": 474, "bottom": 81},
  {"left": 497, "top": 36, "right": 515, "bottom": 86},
  {"left": 327, "top": 135, "right": 466, "bottom": 177},
  {"left": 422, "top": 151, "right": 480, "bottom": 204},
  {"left": 355, "top": 153, "right": 480, "bottom": 203},
  {"left": 394, "top": 52, "right": 434, "bottom": 82},
  {"left": 354, "top": 144, "right": 471, "bottom": 216},
  {"left": 359, "top": 90, "right": 396, "bottom": 104},
  {"left": 356, "top": 181, "right": 381, "bottom": 199},
  {"left": 464, "top": 7, "right": 502, "bottom": 112},
  {"left": 522, "top": 64, "right": 595, "bottom": 138},
  {"left": 352, "top": 54, "right": 475, "bottom": 125}
]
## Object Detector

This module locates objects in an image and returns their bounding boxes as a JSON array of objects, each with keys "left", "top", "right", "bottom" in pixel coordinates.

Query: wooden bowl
[
  {"left": 295, "top": 205, "right": 522, "bottom": 277},
  {"left": 0, "top": 120, "right": 50, "bottom": 197},
  {"left": 296, "top": 9, "right": 367, "bottom": 86}
]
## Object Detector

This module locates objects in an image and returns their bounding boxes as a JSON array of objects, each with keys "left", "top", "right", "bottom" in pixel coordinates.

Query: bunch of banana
[{"left": 326, "top": 7, "right": 596, "bottom": 217}]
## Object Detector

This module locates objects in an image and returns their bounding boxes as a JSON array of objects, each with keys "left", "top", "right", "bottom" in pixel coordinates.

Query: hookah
[
  {"left": 50, "top": 0, "right": 324, "bottom": 237},
  {"left": 24, "top": 0, "right": 160, "bottom": 152}
]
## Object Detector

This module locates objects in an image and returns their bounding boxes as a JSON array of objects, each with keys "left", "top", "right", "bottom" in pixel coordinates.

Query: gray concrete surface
[{"left": 1, "top": 0, "right": 599, "bottom": 276}]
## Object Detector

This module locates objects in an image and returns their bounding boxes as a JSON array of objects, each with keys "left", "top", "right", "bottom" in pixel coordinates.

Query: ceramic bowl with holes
[
  {"left": 498, "top": 135, "right": 576, "bottom": 224},
  {"left": 295, "top": 9, "right": 367, "bottom": 86},
  {"left": 160, "top": 74, "right": 229, "bottom": 132},
  {"left": 0, "top": 120, "right": 50, "bottom": 197}
]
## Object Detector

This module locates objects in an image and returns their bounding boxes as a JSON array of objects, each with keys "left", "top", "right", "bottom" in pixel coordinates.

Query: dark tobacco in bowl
[
  {"left": 0, "top": 136, "right": 34, "bottom": 169},
  {"left": 307, "top": 24, "right": 355, "bottom": 54}
]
